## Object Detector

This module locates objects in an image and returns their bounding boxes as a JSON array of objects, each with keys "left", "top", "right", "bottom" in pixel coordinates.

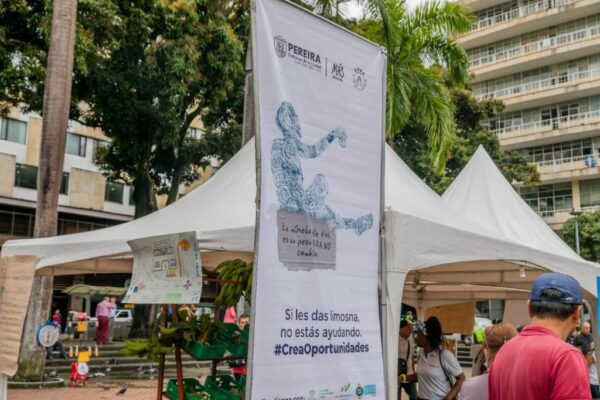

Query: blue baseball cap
[{"left": 530, "top": 273, "right": 582, "bottom": 305}]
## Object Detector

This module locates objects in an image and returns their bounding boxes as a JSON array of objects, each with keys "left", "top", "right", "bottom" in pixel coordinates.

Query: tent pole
[
  {"left": 380, "top": 229, "right": 388, "bottom": 400},
  {"left": 585, "top": 298, "right": 600, "bottom": 386},
  {"left": 0, "top": 373, "right": 7, "bottom": 400},
  {"left": 156, "top": 305, "right": 167, "bottom": 400},
  {"left": 172, "top": 305, "right": 185, "bottom": 400}
]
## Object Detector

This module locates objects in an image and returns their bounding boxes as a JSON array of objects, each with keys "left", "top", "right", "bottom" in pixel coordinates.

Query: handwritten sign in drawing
[{"left": 277, "top": 210, "right": 336, "bottom": 270}]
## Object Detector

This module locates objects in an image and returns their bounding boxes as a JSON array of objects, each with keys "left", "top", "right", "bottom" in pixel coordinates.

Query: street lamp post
[{"left": 570, "top": 209, "right": 583, "bottom": 255}]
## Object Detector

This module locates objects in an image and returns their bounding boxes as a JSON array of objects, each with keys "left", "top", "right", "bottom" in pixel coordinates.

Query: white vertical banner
[{"left": 250, "top": 1, "right": 386, "bottom": 399}]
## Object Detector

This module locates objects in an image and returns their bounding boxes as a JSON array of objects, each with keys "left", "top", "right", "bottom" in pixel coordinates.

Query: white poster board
[
  {"left": 123, "top": 232, "right": 202, "bottom": 304},
  {"left": 250, "top": 1, "right": 386, "bottom": 398}
]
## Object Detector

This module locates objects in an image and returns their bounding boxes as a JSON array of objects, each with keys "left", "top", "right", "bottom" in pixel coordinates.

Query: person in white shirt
[
  {"left": 582, "top": 344, "right": 599, "bottom": 398},
  {"left": 401, "top": 316, "right": 465, "bottom": 400},
  {"left": 398, "top": 319, "right": 417, "bottom": 400}
]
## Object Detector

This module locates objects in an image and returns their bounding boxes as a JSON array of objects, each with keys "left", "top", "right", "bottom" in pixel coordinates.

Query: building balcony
[
  {"left": 534, "top": 154, "right": 600, "bottom": 182},
  {"left": 495, "top": 110, "right": 600, "bottom": 149},
  {"left": 459, "top": 0, "right": 596, "bottom": 50},
  {"left": 461, "top": 0, "right": 509, "bottom": 13},
  {"left": 475, "top": 67, "right": 600, "bottom": 112},
  {"left": 537, "top": 209, "right": 572, "bottom": 229},
  {"left": 469, "top": 27, "right": 600, "bottom": 82}
]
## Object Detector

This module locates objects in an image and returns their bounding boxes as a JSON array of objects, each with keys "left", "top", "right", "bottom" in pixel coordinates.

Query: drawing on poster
[
  {"left": 123, "top": 232, "right": 202, "bottom": 304},
  {"left": 272, "top": 102, "right": 373, "bottom": 270}
]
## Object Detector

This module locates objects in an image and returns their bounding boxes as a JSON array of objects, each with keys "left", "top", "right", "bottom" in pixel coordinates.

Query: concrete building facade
[
  {"left": 0, "top": 108, "right": 207, "bottom": 315},
  {"left": 459, "top": 0, "right": 600, "bottom": 229}
]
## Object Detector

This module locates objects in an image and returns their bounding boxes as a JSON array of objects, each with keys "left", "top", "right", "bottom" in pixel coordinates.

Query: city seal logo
[
  {"left": 274, "top": 35, "right": 288, "bottom": 58},
  {"left": 355, "top": 384, "right": 364, "bottom": 399},
  {"left": 352, "top": 67, "right": 367, "bottom": 90}
]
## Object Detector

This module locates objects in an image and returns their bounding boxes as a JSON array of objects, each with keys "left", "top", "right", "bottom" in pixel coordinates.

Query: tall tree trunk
[
  {"left": 166, "top": 165, "right": 184, "bottom": 206},
  {"left": 129, "top": 160, "right": 156, "bottom": 337},
  {"left": 15, "top": 0, "right": 78, "bottom": 381},
  {"left": 133, "top": 158, "right": 157, "bottom": 219}
]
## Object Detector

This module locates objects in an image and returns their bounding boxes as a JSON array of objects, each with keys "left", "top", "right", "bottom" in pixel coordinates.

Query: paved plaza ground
[{"left": 8, "top": 378, "right": 158, "bottom": 399}]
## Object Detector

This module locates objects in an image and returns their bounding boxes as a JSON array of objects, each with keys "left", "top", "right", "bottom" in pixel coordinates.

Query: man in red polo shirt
[{"left": 489, "top": 272, "right": 590, "bottom": 400}]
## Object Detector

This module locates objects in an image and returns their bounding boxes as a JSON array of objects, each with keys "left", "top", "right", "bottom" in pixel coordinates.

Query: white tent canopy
[
  {"left": 443, "top": 146, "right": 579, "bottom": 260},
  {"left": 2, "top": 139, "right": 259, "bottom": 270},
  {"left": 382, "top": 147, "right": 600, "bottom": 399},
  {"left": 4, "top": 141, "right": 600, "bottom": 398}
]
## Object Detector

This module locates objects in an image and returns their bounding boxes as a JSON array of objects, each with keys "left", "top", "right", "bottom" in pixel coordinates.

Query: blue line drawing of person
[{"left": 271, "top": 101, "right": 373, "bottom": 236}]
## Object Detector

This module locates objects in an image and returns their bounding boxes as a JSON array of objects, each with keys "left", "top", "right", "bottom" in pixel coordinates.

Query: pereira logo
[{"left": 274, "top": 35, "right": 287, "bottom": 58}]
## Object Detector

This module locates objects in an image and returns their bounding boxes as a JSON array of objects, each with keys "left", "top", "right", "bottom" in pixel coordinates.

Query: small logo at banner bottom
[
  {"left": 363, "top": 385, "right": 376, "bottom": 396},
  {"left": 355, "top": 384, "right": 363, "bottom": 399},
  {"left": 274, "top": 35, "right": 288, "bottom": 58},
  {"left": 353, "top": 67, "right": 367, "bottom": 90}
]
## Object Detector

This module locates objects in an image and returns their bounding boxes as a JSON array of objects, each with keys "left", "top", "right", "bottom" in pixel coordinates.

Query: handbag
[
  {"left": 398, "top": 338, "right": 410, "bottom": 375},
  {"left": 438, "top": 347, "right": 458, "bottom": 400}
]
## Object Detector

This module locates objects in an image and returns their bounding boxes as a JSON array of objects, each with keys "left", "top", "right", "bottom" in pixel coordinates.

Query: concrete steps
[
  {"left": 44, "top": 341, "right": 223, "bottom": 381},
  {"left": 457, "top": 343, "right": 472, "bottom": 367}
]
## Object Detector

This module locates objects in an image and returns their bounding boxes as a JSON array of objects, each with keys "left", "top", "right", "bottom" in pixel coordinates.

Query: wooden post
[
  {"left": 156, "top": 305, "right": 167, "bottom": 400},
  {"left": 172, "top": 305, "right": 185, "bottom": 400}
]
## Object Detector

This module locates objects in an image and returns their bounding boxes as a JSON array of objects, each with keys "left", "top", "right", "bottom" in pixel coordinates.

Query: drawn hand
[{"left": 332, "top": 128, "right": 347, "bottom": 148}]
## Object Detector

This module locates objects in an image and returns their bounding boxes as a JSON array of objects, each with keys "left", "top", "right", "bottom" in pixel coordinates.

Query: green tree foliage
[
  {"left": 562, "top": 212, "right": 600, "bottom": 262},
  {"left": 81, "top": 0, "right": 246, "bottom": 216},
  {"left": 394, "top": 87, "right": 539, "bottom": 193},
  {"left": 355, "top": 0, "right": 474, "bottom": 170},
  {"left": 0, "top": 0, "right": 247, "bottom": 217},
  {"left": 297, "top": 0, "right": 473, "bottom": 169},
  {"left": 0, "top": 0, "right": 47, "bottom": 115}
]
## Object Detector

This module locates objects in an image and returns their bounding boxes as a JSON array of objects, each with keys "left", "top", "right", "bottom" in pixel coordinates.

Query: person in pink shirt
[
  {"left": 223, "top": 306, "right": 237, "bottom": 323},
  {"left": 489, "top": 272, "right": 591, "bottom": 400},
  {"left": 95, "top": 296, "right": 116, "bottom": 345}
]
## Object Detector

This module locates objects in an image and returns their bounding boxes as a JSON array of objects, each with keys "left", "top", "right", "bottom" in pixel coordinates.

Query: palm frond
[
  {"left": 386, "top": 62, "right": 411, "bottom": 138},
  {"left": 410, "top": 0, "right": 474, "bottom": 35},
  {"left": 407, "top": 67, "right": 455, "bottom": 170},
  {"left": 419, "top": 34, "right": 470, "bottom": 85}
]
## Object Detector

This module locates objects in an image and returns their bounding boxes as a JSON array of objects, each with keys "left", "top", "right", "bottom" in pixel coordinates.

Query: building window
[
  {"left": 521, "top": 183, "right": 573, "bottom": 215},
  {"left": 60, "top": 172, "right": 69, "bottom": 195},
  {"left": 14, "top": 164, "right": 38, "bottom": 189},
  {"left": 15, "top": 164, "right": 69, "bottom": 194},
  {"left": 187, "top": 127, "right": 204, "bottom": 140},
  {"left": 129, "top": 187, "right": 135, "bottom": 205},
  {"left": 523, "top": 138, "right": 593, "bottom": 164},
  {"left": 66, "top": 132, "right": 87, "bottom": 157},
  {"left": 92, "top": 139, "right": 109, "bottom": 159},
  {"left": 580, "top": 179, "right": 600, "bottom": 208},
  {"left": 0, "top": 118, "right": 27, "bottom": 144},
  {"left": 105, "top": 182, "right": 124, "bottom": 203}
]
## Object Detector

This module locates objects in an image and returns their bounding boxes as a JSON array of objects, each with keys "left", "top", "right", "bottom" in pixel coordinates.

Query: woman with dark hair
[{"left": 400, "top": 316, "right": 465, "bottom": 400}]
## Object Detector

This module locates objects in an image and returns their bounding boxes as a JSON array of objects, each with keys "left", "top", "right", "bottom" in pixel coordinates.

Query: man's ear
[
  {"left": 527, "top": 300, "right": 533, "bottom": 318},
  {"left": 572, "top": 305, "right": 582, "bottom": 323}
]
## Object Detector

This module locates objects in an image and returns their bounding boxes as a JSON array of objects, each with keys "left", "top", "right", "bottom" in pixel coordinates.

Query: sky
[{"left": 345, "top": 0, "right": 425, "bottom": 18}]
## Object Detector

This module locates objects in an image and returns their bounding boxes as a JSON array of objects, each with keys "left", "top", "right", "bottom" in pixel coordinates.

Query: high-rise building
[{"left": 458, "top": 0, "right": 600, "bottom": 230}]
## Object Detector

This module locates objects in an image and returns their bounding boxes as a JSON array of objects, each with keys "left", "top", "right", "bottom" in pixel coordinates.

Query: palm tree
[
  {"left": 312, "top": 0, "right": 473, "bottom": 170},
  {"left": 365, "top": 0, "right": 473, "bottom": 169},
  {"left": 15, "top": 0, "right": 78, "bottom": 381}
]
